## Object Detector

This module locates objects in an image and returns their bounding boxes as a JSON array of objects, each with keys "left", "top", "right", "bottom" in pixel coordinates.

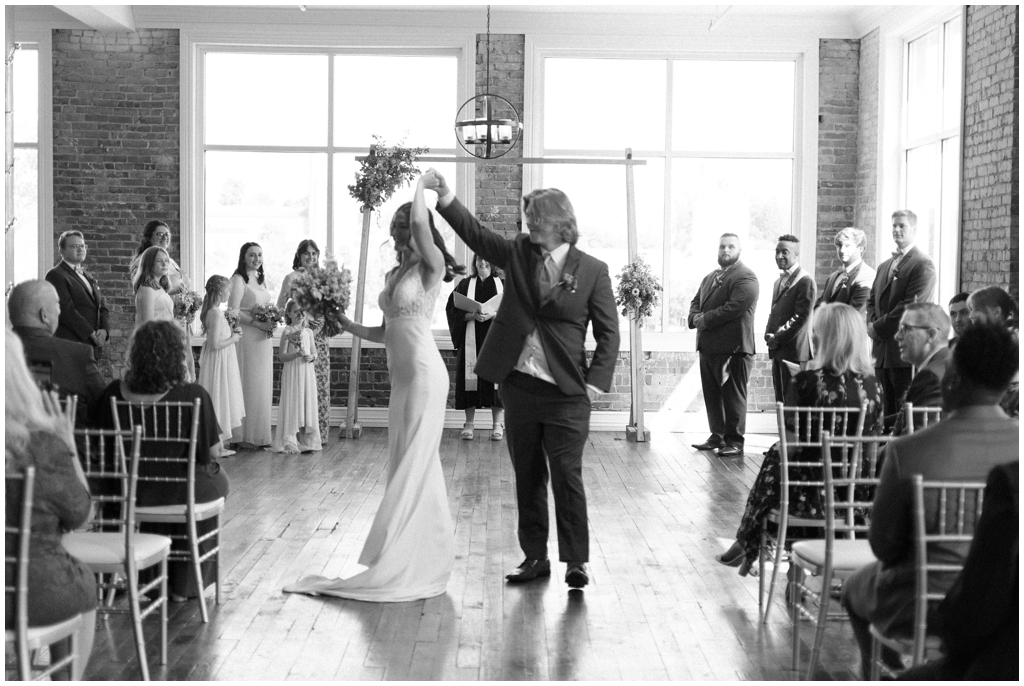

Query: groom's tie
[{"left": 539, "top": 251, "right": 557, "bottom": 297}]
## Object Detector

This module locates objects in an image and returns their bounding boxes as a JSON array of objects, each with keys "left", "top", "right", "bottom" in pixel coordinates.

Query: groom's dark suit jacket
[
  {"left": 45, "top": 260, "right": 109, "bottom": 356},
  {"left": 437, "top": 198, "right": 620, "bottom": 396}
]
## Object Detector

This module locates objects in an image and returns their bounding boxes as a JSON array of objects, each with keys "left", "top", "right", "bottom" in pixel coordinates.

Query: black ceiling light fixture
[{"left": 454, "top": 5, "right": 522, "bottom": 159}]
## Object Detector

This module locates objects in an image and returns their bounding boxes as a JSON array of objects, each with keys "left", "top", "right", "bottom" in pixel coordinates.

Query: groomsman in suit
[
  {"left": 7, "top": 279, "right": 107, "bottom": 426},
  {"left": 888, "top": 302, "right": 951, "bottom": 435},
  {"left": 45, "top": 230, "right": 109, "bottom": 359},
  {"left": 424, "top": 169, "right": 620, "bottom": 590},
  {"left": 688, "top": 234, "right": 760, "bottom": 457},
  {"left": 816, "top": 227, "right": 875, "bottom": 311},
  {"left": 947, "top": 292, "right": 970, "bottom": 348},
  {"left": 764, "top": 235, "right": 815, "bottom": 403},
  {"left": 867, "top": 210, "right": 936, "bottom": 418}
]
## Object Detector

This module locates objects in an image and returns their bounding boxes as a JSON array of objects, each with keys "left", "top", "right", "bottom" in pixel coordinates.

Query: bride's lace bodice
[{"left": 379, "top": 264, "right": 441, "bottom": 322}]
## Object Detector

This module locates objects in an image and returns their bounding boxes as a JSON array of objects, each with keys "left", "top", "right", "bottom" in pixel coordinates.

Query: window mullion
[
  {"left": 662, "top": 59, "right": 673, "bottom": 333},
  {"left": 326, "top": 53, "right": 335, "bottom": 258}
]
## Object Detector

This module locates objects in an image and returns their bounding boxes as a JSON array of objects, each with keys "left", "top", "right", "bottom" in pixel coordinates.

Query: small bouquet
[
  {"left": 348, "top": 135, "right": 429, "bottom": 211},
  {"left": 615, "top": 256, "right": 663, "bottom": 322},
  {"left": 224, "top": 307, "right": 242, "bottom": 335},
  {"left": 172, "top": 290, "right": 203, "bottom": 325},
  {"left": 283, "top": 324, "right": 306, "bottom": 353},
  {"left": 249, "top": 303, "right": 284, "bottom": 339},
  {"left": 290, "top": 255, "right": 353, "bottom": 337}
]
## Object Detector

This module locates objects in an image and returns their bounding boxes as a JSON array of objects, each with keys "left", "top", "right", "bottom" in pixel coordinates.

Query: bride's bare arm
[
  {"left": 339, "top": 313, "right": 385, "bottom": 344},
  {"left": 411, "top": 175, "right": 445, "bottom": 289}
]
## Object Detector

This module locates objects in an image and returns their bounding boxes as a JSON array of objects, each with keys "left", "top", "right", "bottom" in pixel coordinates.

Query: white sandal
[
  {"left": 460, "top": 423, "right": 474, "bottom": 440},
  {"left": 490, "top": 422, "right": 505, "bottom": 441}
]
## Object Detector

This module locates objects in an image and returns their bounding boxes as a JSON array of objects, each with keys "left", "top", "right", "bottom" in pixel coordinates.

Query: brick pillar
[
  {"left": 816, "top": 39, "right": 861, "bottom": 288},
  {"left": 52, "top": 29, "right": 181, "bottom": 378},
  {"left": 856, "top": 28, "right": 880, "bottom": 261},
  {"left": 961, "top": 5, "right": 1019, "bottom": 299}
]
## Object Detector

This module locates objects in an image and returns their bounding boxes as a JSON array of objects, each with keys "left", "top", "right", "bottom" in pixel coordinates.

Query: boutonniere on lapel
[{"left": 558, "top": 273, "right": 578, "bottom": 294}]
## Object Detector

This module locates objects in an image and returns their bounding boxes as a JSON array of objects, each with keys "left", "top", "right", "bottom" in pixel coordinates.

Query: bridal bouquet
[
  {"left": 289, "top": 255, "right": 353, "bottom": 337},
  {"left": 172, "top": 290, "right": 203, "bottom": 325},
  {"left": 615, "top": 256, "right": 662, "bottom": 322},
  {"left": 348, "top": 135, "right": 429, "bottom": 211},
  {"left": 249, "top": 303, "right": 284, "bottom": 339}
]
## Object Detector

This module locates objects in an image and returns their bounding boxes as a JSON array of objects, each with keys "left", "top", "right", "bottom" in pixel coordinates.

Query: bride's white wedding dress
[{"left": 283, "top": 262, "right": 455, "bottom": 602}]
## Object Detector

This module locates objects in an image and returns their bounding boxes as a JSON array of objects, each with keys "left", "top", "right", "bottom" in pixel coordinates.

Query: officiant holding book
[{"left": 446, "top": 254, "right": 505, "bottom": 440}]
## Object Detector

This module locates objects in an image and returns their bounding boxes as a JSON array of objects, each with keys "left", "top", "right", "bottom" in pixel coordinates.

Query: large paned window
[
  {"left": 12, "top": 44, "right": 39, "bottom": 286},
  {"left": 902, "top": 14, "right": 962, "bottom": 303},
  {"left": 200, "top": 50, "right": 459, "bottom": 329},
  {"left": 541, "top": 57, "right": 797, "bottom": 343}
]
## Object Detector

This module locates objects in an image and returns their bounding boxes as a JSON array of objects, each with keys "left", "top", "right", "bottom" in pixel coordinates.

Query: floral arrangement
[
  {"left": 283, "top": 324, "right": 305, "bottom": 352},
  {"left": 347, "top": 135, "right": 429, "bottom": 211},
  {"left": 615, "top": 256, "right": 663, "bottom": 322},
  {"left": 249, "top": 303, "right": 284, "bottom": 339},
  {"left": 289, "top": 255, "right": 353, "bottom": 337},
  {"left": 172, "top": 290, "right": 203, "bottom": 324},
  {"left": 224, "top": 307, "right": 242, "bottom": 334}
]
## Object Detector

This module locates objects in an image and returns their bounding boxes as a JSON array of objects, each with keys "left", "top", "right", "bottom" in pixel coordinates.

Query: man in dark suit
[
  {"left": 816, "top": 227, "right": 875, "bottom": 311},
  {"left": 867, "top": 210, "right": 936, "bottom": 417},
  {"left": 687, "top": 234, "right": 760, "bottom": 457},
  {"left": 888, "top": 302, "right": 951, "bottom": 434},
  {"left": 45, "top": 230, "right": 109, "bottom": 359},
  {"left": 424, "top": 169, "right": 620, "bottom": 590},
  {"left": 841, "top": 323, "right": 1018, "bottom": 679},
  {"left": 764, "top": 234, "right": 815, "bottom": 403},
  {"left": 946, "top": 292, "right": 970, "bottom": 348},
  {"left": 8, "top": 279, "right": 107, "bottom": 425}
]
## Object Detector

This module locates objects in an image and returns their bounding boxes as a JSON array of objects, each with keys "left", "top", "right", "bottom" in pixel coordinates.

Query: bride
[{"left": 283, "top": 175, "right": 464, "bottom": 602}]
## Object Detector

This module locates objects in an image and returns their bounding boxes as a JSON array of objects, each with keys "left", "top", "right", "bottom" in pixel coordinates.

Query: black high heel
[{"left": 716, "top": 541, "right": 744, "bottom": 567}]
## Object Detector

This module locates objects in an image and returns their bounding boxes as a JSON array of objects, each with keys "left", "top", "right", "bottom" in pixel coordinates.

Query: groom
[{"left": 424, "top": 169, "right": 620, "bottom": 589}]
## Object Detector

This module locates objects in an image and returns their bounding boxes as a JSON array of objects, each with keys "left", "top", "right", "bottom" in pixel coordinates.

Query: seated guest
[
  {"left": 96, "top": 320, "right": 229, "bottom": 602},
  {"left": 887, "top": 303, "right": 951, "bottom": 435},
  {"left": 946, "top": 292, "right": 970, "bottom": 348},
  {"left": 716, "top": 303, "right": 883, "bottom": 574},
  {"left": 841, "top": 323, "right": 1019, "bottom": 679},
  {"left": 816, "top": 227, "right": 875, "bottom": 311},
  {"left": 968, "top": 285, "right": 1018, "bottom": 417},
  {"left": 7, "top": 279, "right": 106, "bottom": 426},
  {"left": 896, "top": 461, "right": 1018, "bottom": 681},
  {"left": 5, "top": 329, "right": 97, "bottom": 679}
]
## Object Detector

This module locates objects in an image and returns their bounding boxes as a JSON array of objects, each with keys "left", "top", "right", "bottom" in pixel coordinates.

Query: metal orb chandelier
[{"left": 454, "top": 6, "right": 522, "bottom": 159}]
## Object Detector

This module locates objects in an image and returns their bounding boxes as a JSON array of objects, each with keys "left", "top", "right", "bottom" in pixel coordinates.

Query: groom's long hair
[
  {"left": 390, "top": 203, "right": 465, "bottom": 283},
  {"left": 523, "top": 188, "right": 578, "bottom": 245}
]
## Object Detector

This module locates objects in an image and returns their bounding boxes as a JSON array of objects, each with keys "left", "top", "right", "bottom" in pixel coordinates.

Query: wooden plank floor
[{"left": 80, "top": 428, "right": 863, "bottom": 681}]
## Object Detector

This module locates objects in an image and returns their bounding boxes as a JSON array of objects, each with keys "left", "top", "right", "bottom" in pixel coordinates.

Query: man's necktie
[
  {"left": 888, "top": 251, "right": 903, "bottom": 280},
  {"left": 539, "top": 251, "right": 556, "bottom": 295},
  {"left": 832, "top": 271, "right": 848, "bottom": 296}
]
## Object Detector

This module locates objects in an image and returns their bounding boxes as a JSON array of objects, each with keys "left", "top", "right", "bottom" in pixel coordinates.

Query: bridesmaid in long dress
[
  {"left": 228, "top": 242, "right": 275, "bottom": 450},
  {"left": 277, "top": 239, "right": 332, "bottom": 445},
  {"left": 134, "top": 246, "right": 176, "bottom": 332}
]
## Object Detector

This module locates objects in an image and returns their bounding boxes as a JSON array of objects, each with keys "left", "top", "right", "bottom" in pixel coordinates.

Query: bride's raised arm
[{"left": 411, "top": 175, "right": 445, "bottom": 289}]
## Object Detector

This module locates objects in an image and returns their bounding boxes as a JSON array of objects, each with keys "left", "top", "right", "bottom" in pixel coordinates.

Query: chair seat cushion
[
  {"left": 792, "top": 539, "right": 876, "bottom": 574},
  {"left": 62, "top": 532, "right": 171, "bottom": 569},
  {"left": 5, "top": 614, "right": 84, "bottom": 651},
  {"left": 136, "top": 497, "right": 225, "bottom": 521}
]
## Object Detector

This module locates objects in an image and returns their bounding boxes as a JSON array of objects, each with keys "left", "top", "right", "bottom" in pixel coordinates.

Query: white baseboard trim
[{"left": 270, "top": 407, "right": 779, "bottom": 435}]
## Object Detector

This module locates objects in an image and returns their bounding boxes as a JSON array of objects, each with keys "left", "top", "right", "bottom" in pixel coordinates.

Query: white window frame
[{"left": 526, "top": 34, "right": 817, "bottom": 353}]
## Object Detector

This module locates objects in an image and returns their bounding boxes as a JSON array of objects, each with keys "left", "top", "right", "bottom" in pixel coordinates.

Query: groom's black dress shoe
[
  {"left": 565, "top": 563, "right": 589, "bottom": 589},
  {"left": 505, "top": 559, "right": 551, "bottom": 583},
  {"left": 691, "top": 437, "right": 723, "bottom": 451}
]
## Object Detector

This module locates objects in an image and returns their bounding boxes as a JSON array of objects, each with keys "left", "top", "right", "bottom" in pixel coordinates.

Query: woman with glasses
[{"left": 129, "top": 220, "right": 192, "bottom": 295}]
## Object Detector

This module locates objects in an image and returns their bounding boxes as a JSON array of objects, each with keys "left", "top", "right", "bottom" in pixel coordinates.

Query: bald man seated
[{"left": 8, "top": 279, "right": 107, "bottom": 426}]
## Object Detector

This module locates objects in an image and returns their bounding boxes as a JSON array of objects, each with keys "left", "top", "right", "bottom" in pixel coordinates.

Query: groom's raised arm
[{"left": 425, "top": 169, "right": 513, "bottom": 269}]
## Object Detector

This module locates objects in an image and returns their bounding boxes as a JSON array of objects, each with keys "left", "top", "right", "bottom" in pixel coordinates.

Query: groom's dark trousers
[{"left": 437, "top": 195, "right": 619, "bottom": 564}]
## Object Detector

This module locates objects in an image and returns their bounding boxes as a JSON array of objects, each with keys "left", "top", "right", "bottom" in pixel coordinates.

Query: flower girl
[
  {"left": 272, "top": 299, "right": 322, "bottom": 454},
  {"left": 197, "top": 275, "right": 245, "bottom": 455}
]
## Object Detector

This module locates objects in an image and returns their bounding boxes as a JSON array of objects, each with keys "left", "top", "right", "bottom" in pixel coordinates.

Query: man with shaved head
[{"left": 8, "top": 279, "right": 106, "bottom": 425}]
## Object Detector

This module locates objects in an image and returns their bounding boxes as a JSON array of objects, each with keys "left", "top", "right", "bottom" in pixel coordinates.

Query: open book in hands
[{"left": 454, "top": 291, "right": 503, "bottom": 316}]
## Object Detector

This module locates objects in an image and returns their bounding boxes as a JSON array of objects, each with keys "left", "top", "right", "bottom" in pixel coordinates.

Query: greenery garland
[
  {"left": 614, "top": 256, "right": 663, "bottom": 322},
  {"left": 347, "top": 135, "right": 429, "bottom": 211}
]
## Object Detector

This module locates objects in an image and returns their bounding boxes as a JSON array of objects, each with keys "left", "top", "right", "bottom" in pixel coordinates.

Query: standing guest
[
  {"left": 425, "top": 168, "right": 620, "bottom": 589},
  {"left": 45, "top": 230, "right": 109, "bottom": 360},
  {"left": 816, "top": 227, "right": 875, "bottom": 311},
  {"left": 764, "top": 234, "right": 815, "bottom": 403},
  {"left": 716, "top": 303, "right": 882, "bottom": 574},
  {"left": 947, "top": 292, "right": 970, "bottom": 348},
  {"left": 7, "top": 279, "right": 106, "bottom": 426},
  {"left": 867, "top": 209, "right": 936, "bottom": 418},
  {"left": 129, "top": 220, "right": 192, "bottom": 295},
  {"left": 277, "top": 239, "right": 332, "bottom": 445},
  {"left": 687, "top": 233, "right": 760, "bottom": 457},
  {"left": 445, "top": 254, "right": 506, "bottom": 441},
  {"left": 134, "top": 246, "right": 175, "bottom": 332},
  {"left": 5, "top": 330, "right": 97, "bottom": 680},
  {"left": 888, "top": 303, "right": 951, "bottom": 435},
  {"left": 272, "top": 300, "right": 321, "bottom": 454},
  {"left": 96, "top": 321, "right": 230, "bottom": 602},
  {"left": 228, "top": 242, "right": 275, "bottom": 450},
  {"left": 967, "top": 285, "right": 1018, "bottom": 417},
  {"left": 841, "top": 323, "right": 1018, "bottom": 680},
  {"left": 197, "top": 275, "right": 244, "bottom": 455}
]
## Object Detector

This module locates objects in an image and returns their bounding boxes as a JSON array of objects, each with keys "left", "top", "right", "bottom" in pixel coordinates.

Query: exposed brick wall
[
  {"left": 51, "top": 29, "right": 180, "bottom": 378},
  {"left": 961, "top": 5, "right": 1020, "bottom": 299},
  {"left": 815, "top": 39, "right": 861, "bottom": 288},
  {"left": 855, "top": 28, "right": 880, "bottom": 261}
]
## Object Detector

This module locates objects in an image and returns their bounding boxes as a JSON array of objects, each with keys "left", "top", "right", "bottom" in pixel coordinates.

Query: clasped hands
[
  {"left": 465, "top": 310, "right": 494, "bottom": 323},
  {"left": 419, "top": 168, "right": 450, "bottom": 197},
  {"left": 89, "top": 329, "right": 108, "bottom": 346}
]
